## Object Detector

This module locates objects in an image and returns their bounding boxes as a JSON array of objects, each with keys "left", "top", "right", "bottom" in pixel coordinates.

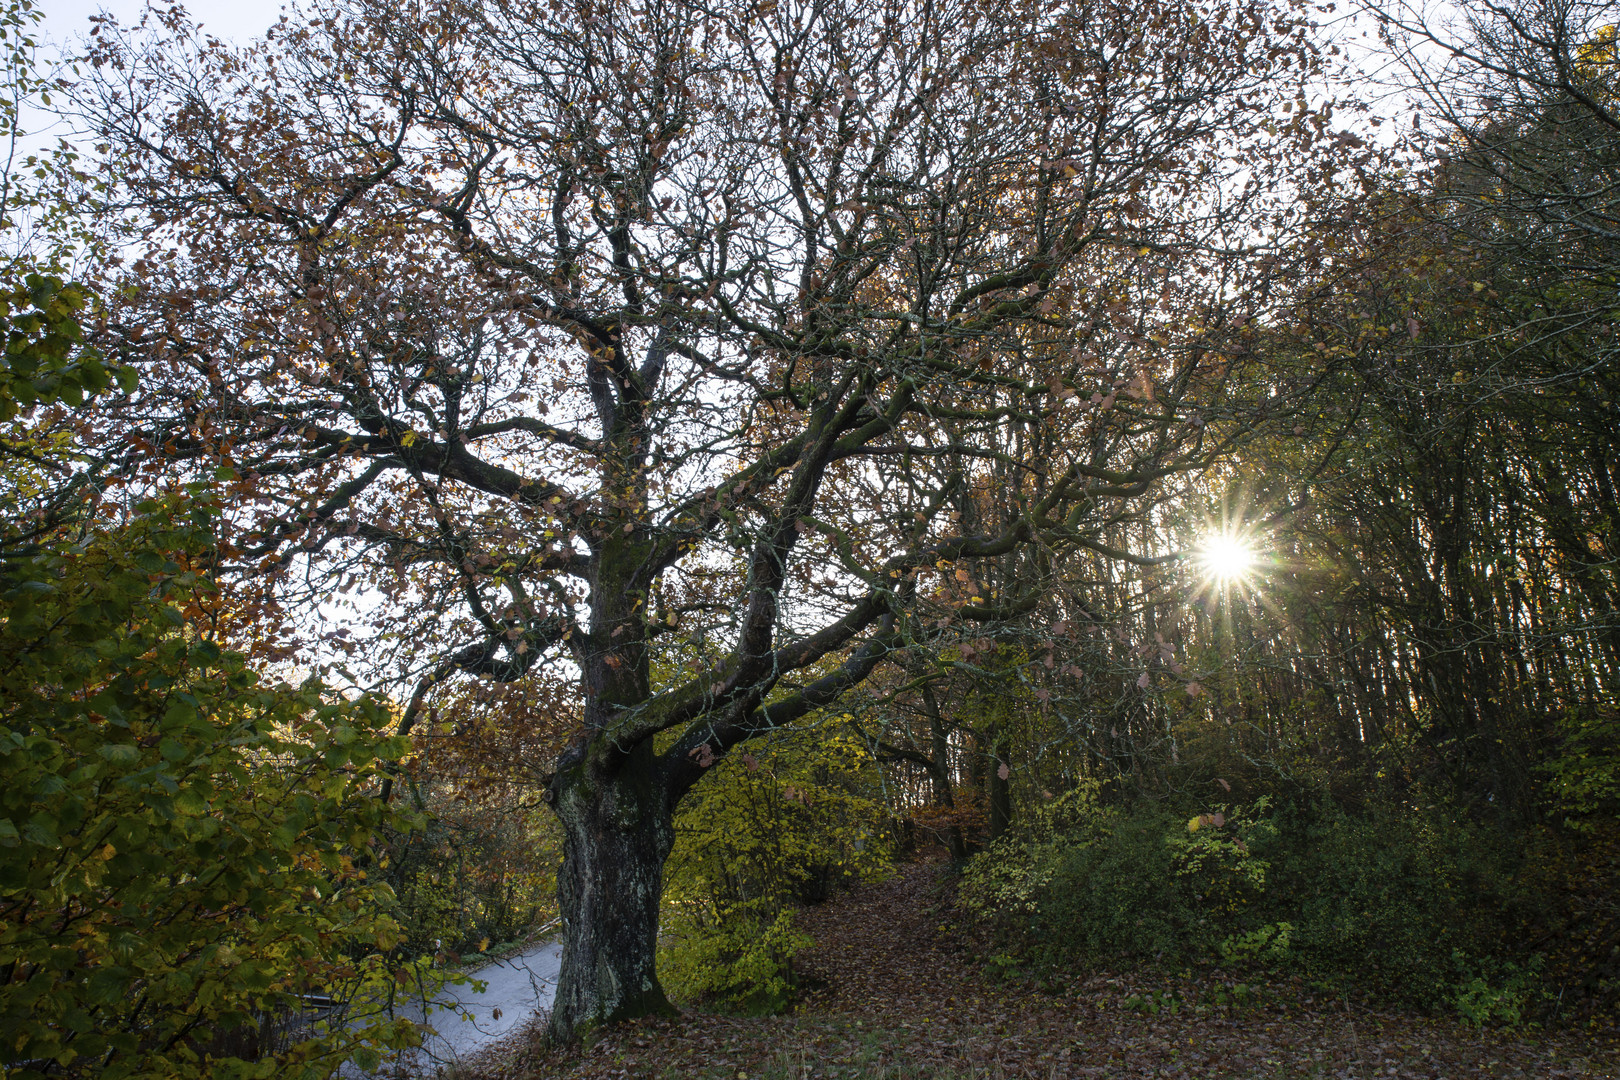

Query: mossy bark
[{"left": 547, "top": 740, "right": 677, "bottom": 1044}]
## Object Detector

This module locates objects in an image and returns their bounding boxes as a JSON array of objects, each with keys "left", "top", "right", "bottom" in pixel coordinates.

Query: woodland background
[{"left": 1, "top": 0, "right": 1617, "bottom": 1075}]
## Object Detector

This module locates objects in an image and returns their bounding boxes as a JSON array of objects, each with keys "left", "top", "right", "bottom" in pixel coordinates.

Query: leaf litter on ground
[{"left": 452, "top": 859, "right": 1620, "bottom": 1080}]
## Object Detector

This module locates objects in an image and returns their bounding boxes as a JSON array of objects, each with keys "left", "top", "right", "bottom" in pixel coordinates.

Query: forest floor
[{"left": 455, "top": 859, "right": 1620, "bottom": 1080}]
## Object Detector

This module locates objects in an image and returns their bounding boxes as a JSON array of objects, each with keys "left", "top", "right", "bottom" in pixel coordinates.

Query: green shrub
[
  {"left": 1265, "top": 798, "right": 1536, "bottom": 1009},
  {"left": 659, "top": 723, "right": 890, "bottom": 1011},
  {"left": 962, "top": 791, "right": 1277, "bottom": 965},
  {"left": 1543, "top": 706, "right": 1620, "bottom": 833},
  {"left": 0, "top": 500, "right": 429, "bottom": 1078},
  {"left": 1452, "top": 952, "right": 1547, "bottom": 1028},
  {"left": 961, "top": 787, "right": 1548, "bottom": 1019},
  {"left": 956, "top": 786, "right": 1101, "bottom": 923},
  {"left": 0, "top": 272, "right": 435, "bottom": 1076},
  {"left": 1218, "top": 921, "right": 1292, "bottom": 965},
  {"left": 1042, "top": 798, "right": 1275, "bottom": 964}
]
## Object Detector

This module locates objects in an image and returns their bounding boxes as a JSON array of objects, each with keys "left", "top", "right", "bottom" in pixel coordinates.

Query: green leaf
[
  {"left": 97, "top": 743, "right": 140, "bottom": 766},
  {"left": 173, "top": 788, "right": 208, "bottom": 816},
  {"left": 22, "top": 815, "right": 58, "bottom": 847}
]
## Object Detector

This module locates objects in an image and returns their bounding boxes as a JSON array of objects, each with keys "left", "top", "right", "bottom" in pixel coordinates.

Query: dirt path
[{"left": 495, "top": 861, "right": 1620, "bottom": 1079}]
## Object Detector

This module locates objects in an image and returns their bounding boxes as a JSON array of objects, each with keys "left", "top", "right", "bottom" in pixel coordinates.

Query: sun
[{"left": 1199, "top": 533, "right": 1258, "bottom": 584}]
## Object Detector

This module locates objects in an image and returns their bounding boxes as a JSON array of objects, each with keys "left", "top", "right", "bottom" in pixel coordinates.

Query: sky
[{"left": 44, "top": 0, "right": 291, "bottom": 52}]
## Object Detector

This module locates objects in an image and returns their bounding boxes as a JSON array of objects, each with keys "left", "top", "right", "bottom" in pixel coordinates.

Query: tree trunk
[
  {"left": 987, "top": 730, "right": 1012, "bottom": 841},
  {"left": 547, "top": 741, "right": 677, "bottom": 1043},
  {"left": 923, "top": 684, "right": 967, "bottom": 859}
]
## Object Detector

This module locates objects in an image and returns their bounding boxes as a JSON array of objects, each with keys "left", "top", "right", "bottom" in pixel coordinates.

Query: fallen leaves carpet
[{"left": 477, "top": 860, "right": 1619, "bottom": 1079}]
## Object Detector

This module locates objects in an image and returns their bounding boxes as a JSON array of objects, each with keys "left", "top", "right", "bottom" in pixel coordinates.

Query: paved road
[{"left": 351, "top": 941, "right": 564, "bottom": 1076}]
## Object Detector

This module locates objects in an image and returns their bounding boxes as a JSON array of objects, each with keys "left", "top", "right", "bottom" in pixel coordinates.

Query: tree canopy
[
  {"left": 71, "top": 0, "right": 1353, "bottom": 1038},
  {"left": 0, "top": 0, "right": 1610, "bottom": 1062}
]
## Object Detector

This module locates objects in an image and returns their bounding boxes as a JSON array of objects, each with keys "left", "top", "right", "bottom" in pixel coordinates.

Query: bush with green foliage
[
  {"left": 960, "top": 787, "right": 1546, "bottom": 1020},
  {"left": 1265, "top": 798, "right": 1539, "bottom": 1010},
  {"left": 0, "top": 275, "right": 431, "bottom": 1077},
  {"left": 953, "top": 785, "right": 1102, "bottom": 921},
  {"left": 659, "top": 722, "right": 891, "bottom": 1012},
  {"left": 961, "top": 788, "right": 1277, "bottom": 964},
  {"left": 1544, "top": 707, "right": 1620, "bottom": 834},
  {"left": 0, "top": 492, "right": 432, "bottom": 1078}
]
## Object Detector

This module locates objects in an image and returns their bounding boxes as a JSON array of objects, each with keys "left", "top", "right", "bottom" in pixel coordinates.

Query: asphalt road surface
[{"left": 356, "top": 941, "right": 563, "bottom": 1076}]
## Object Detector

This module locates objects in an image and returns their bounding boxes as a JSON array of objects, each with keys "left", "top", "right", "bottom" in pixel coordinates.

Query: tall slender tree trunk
[
  {"left": 923, "top": 684, "right": 967, "bottom": 859},
  {"left": 987, "top": 728, "right": 1012, "bottom": 841}
]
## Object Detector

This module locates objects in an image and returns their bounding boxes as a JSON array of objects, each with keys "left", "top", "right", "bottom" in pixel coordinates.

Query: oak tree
[{"left": 77, "top": 0, "right": 1339, "bottom": 1040}]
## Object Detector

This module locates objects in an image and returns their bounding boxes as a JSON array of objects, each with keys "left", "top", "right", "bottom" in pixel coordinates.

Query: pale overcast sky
[{"left": 44, "top": 0, "right": 291, "bottom": 51}]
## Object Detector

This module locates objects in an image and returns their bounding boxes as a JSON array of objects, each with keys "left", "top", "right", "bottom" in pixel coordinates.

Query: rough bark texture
[{"left": 548, "top": 742, "right": 677, "bottom": 1044}]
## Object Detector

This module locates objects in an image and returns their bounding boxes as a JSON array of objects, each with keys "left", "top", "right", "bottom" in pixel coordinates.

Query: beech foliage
[{"left": 2, "top": 64, "right": 432, "bottom": 1068}]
